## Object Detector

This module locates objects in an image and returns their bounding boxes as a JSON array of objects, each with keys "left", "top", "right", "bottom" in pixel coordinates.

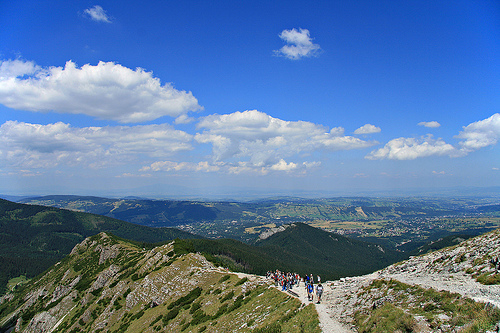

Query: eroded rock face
[
  {"left": 259, "top": 224, "right": 295, "bottom": 240},
  {"left": 95, "top": 244, "right": 121, "bottom": 265},
  {"left": 91, "top": 265, "right": 121, "bottom": 292},
  {"left": 24, "top": 311, "right": 57, "bottom": 333}
]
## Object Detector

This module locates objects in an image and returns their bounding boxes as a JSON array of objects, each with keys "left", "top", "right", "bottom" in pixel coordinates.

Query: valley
[{"left": 16, "top": 195, "right": 500, "bottom": 252}]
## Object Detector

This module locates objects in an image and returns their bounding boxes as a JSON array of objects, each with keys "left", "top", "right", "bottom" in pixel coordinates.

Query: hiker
[
  {"left": 307, "top": 282, "right": 314, "bottom": 301},
  {"left": 316, "top": 284, "right": 324, "bottom": 304}
]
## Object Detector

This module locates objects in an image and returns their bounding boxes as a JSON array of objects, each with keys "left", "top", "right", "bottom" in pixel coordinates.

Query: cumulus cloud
[
  {"left": 354, "top": 124, "right": 381, "bottom": 135},
  {"left": 0, "top": 121, "right": 193, "bottom": 169},
  {"left": 195, "top": 110, "right": 376, "bottom": 168},
  {"left": 270, "top": 159, "right": 298, "bottom": 171},
  {"left": 418, "top": 121, "right": 441, "bottom": 128},
  {"left": 274, "top": 28, "right": 321, "bottom": 60},
  {"left": 84, "top": 5, "right": 112, "bottom": 23},
  {"left": 0, "top": 59, "right": 202, "bottom": 123},
  {"left": 366, "top": 135, "right": 456, "bottom": 160},
  {"left": 456, "top": 113, "right": 500, "bottom": 153}
]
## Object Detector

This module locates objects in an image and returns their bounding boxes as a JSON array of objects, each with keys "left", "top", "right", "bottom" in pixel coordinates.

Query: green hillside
[
  {"left": 256, "top": 223, "right": 403, "bottom": 279},
  {"left": 175, "top": 223, "right": 404, "bottom": 282},
  {"left": 0, "top": 199, "right": 201, "bottom": 295}
]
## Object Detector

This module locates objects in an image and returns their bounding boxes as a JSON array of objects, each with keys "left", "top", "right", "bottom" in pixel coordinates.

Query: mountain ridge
[{"left": 0, "top": 232, "right": 321, "bottom": 333}]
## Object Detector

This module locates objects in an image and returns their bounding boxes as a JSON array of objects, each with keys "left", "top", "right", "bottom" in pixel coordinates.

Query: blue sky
[{"left": 0, "top": 0, "right": 499, "bottom": 198}]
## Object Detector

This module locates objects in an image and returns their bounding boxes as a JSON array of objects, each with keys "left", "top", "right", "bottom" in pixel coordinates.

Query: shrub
[
  {"left": 190, "top": 301, "right": 202, "bottom": 314},
  {"left": 476, "top": 273, "right": 500, "bottom": 285},
  {"left": 220, "top": 290, "right": 234, "bottom": 303},
  {"left": 356, "top": 303, "right": 415, "bottom": 333},
  {"left": 218, "top": 275, "right": 231, "bottom": 283},
  {"left": 235, "top": 277, "right": 248, "bottom": 286},
  {"left": 253, "top": 322, "right": 282, "bottom": 333},
  {"left": 167, "top": 287, "right": 202, "bottom": 310}
]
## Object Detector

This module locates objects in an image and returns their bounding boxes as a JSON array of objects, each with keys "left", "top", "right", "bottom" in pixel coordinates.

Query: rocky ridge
[
  {"left": 0, "top": 232, "right": 320, "bottom": 333},
  {"left": 319, "top": 227, "right": 500, "bottom": 332}
]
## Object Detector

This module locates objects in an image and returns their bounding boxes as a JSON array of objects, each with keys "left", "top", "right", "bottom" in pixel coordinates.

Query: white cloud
[
  {"left": 354, "top": 124, "right": 381, "bottom": 135},
  {"left": 366, "top": 135, "right": 456, "bottom": 160},
  {"left": 456, "top": 113, "right": 500, "bottom": 152},
  {"left": 274, "top": 28, "right": 321, "bottom": 60},
  {"left": 418, "top": 121, "right": 441, "bottom": 128},
  {"left": 84, "top": 5, "right": 112, "bottom": 23},
  {"left": 223, "top": 160, "right": 316, "bottom": 175},
  {"left": 0, "top": 121, "right": 193, "bottom": 169},
  {"left": 140, "top": 161, "right": 221, "bottom": 173},
  {"left": 0, "top": 60, "right": 202, "bottom": 123},
  {"left": 196, "top": 110, "right": 376, "bottom": 167},
  {"left": 353, "top": 173, "right": 369, "bottom": 178},
  {"left": 270, "top": 159, "right": 298, "bottom": 171}
]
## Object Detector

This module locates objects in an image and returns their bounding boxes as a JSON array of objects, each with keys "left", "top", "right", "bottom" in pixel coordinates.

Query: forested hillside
[{"left": 173, "top": 223, "right": 403, "bottom": 281}]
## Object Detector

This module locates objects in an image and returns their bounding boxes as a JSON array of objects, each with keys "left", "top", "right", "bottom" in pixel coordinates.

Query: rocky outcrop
[
  {"left": 258, "top": 224, "right": 295, "bottom": 240},
  {"left": 24, "top": 311, "right": 57, "bottom": 333},
  {"left": 91, "top": 265, "right": 119, "bottom": 292}
]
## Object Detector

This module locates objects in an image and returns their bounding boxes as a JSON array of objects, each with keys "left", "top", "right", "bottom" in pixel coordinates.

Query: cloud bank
[
  {"left": 274, "top": 28, "right": 321, "bottom": 60},
  {"left": 195, "top": 110, "right": 376, "bottom": 172},
  {"left": 366, "top": 135, "right": 456, "bottom": 160},
  {"left": 457, "top": 113, "right": 500, "bottom": 152},
  {"left": 0, "top": 121, "right": 193, "bottom": 169},
  {"left": 367, "top": 113, "right": 500, "bottom": 160},
  {"left": 0, "top": 109, "right": 379, "bottom": 175},
  {"left": 0, "top": 59, "right": 202, "bottom": 123}
]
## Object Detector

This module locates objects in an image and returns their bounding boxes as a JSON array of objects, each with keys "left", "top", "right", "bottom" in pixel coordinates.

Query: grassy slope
[
  {"left": 354, "top": 279, "right": 500, "bottom": 332},
  {"left": 0, "top": 199, "right": 201, "bottom": 295},
  {"left": 0, "top": 233, "right": 320, "bottom": 333}
]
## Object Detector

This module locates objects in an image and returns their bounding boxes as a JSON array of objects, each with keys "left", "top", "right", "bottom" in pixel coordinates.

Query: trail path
[
  {"left": 234, "top": 270, "right": 354, "bottom": 332},
  {"left": 235, "top": 267, "right": 500, "bottom": 332},
  {"left": 282, "top": 283, "right": 354, "bottom": 333}
]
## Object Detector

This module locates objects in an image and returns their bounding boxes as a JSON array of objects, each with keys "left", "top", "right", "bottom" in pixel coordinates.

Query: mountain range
[{"left": 0, "top": 199, "right": 403, "bottom": 295}]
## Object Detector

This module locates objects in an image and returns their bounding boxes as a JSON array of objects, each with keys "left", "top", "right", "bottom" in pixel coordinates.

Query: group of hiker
[{"left": 266, "top": 270, "right": 324, "bottom": 304}]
